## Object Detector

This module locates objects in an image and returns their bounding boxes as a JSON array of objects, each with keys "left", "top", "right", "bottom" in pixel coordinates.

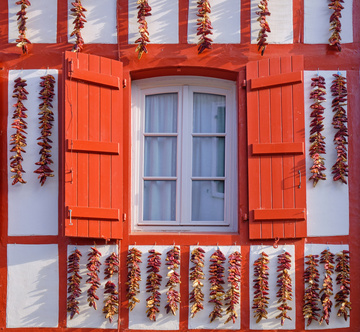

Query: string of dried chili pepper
[
  {"left": 126, "top": 247, "right": 142, "bottom": 311},
  {"left": 135, "top": 0, "right": 151, "bottom": 59},
  {"left": 309, "top": 75, "right": 327, "bottom": 186},
  {"left": 146, "top": 249, "right": 162, "bottom": 321},
  {"left": 334, "top": 250, "right": 351, "bottom": 320},
  {"left": 15, "top": 0, "right": 31, "bottom": 54},
  {"left": 70, "top": 0, "right": 87, "bottom": 52},
  {"left": 67, "top": 248, "right": 82, "bottom": 319},
  {"left": 196, "top": 0, "right": 213, "bottom": 54},
  {"left": 331, "top": 73, "right": 348, "bottom": 184},
  {"left": 224, "top": 251, "right": 242, "bottom": 324},
  {"left": 208, "top": 248, "right": 226, "bottom": 323},
  {"left": 10, "top": 77, "right": 28, "bottom": 185},
  {"left": 319, "top": 249, "right": 335, "bottom": 325},
  {"left": 328, "top": 0, "right": 344, "bottom": 51},
  {"left": 189, "top": 247, "right": 205, "bottom": 317},
  {"left": 86, "top": 247, "right": 102, "bottom": 310},
  {"left": 165, "top": 246, "right": 181, "bottom": 315},
  {"left": 275, "top": 251, "right": 293, "bottom": 326},
  {"left": 103, "top": 252, "right": 119, "bottom": 323},
  {"left": 252, "top": 251, "right": 270, "bottom": 323},
  {"left": 34, "top": 74, "right": 55, "bottom": 186},
  {"left": 256, "top": 0, "right": 271, "bottom": 56},
  {"left": 303, "top": 254, "right": 321, "bottom": 326}
]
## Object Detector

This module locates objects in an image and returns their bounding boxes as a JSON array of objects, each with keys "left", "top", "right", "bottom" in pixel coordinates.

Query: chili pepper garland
[
  {"left": 146, "top": 249, "right": 162, "bottom": 321},
  {"left": 319, "top": 249, "right": 335, "bottom": 325},
  {"left": 309, "top": 75, "right": 327, "bottom": 186},
  {"left": 70, "top": 0, "right": 87, "bottom": 52},
  {"left": 15, "top": 0, "right": 31, "bottom": 54},
  {"left": 334, "top": 250, "right": 351, "bottom": 320},
  {"left": 256, "top": 0, "right": 271, "bottom": 56},
  {"left": 126, "top": 247, "right": 142, "bottom": 311},
  {"left": 329, "top": 0, "right": 344, "bottom": 51},
  {"left": 275, "top": 251, "right": 293, "bottom": 326},
  {"left": 196, "top": 0, "right": 213, "bottom": 54},
  {"left": 189, "top": 247, "right": 205, "bottom": 317},
  {"left": 67, "top": 249, "right": 82, "bottom": 319},
  {"left": 252, "top": 252, "right": 270, "bottom": 323},
  {"left": 224, "top": 251, "right": 242, "bottom": 324},
  {"left": 103, "top": 252, "right": 119, "bottom": 323},
  {"left": 331, "top": 73, "right": 348, "bottom": 184},
  {"left": 208, "top": 249, "right": 226, "bottom": 323},
  {"left": 86, "top": 247, "right": 102, "bottom": 310},
  {"left": 303, "top": 254, "right": 321, "bottom": 326},
  {"left": 135, "top": 0, "right": 151, "bottom": 59},
  {"left": 165, "top": 246, "right": 181, "bottom": 315},
  {"left": 34, "top": 74, "right": 55, "bottom": 186},
  {"left": 10, "top": 77, "right": 28, "bottom": 185}
]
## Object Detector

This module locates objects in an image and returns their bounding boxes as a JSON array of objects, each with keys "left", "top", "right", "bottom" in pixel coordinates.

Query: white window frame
[{"left": 131, "top": 76, "right": 238, "bottom": 233}]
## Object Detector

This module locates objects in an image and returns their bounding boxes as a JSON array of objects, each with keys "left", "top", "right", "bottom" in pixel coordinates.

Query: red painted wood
[
  {"left": 252, "top": 142, "right": 304, "bottom": 155},
  {"left": 249, "top": 71, "right": 302, "bottom": 90},
  {"left": 64, "top": 52, "right": 124, "bottom": 239},
  {"left": 247, "top": 56, "right": 306, "bottom": 239},
  {"left": 67, "top": 139, "right": 119, "bottom": 154}
]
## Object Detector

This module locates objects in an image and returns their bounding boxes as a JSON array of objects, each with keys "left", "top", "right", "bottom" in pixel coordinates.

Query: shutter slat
[
  {"left": 69, "top": 207, "right": 119, "bottom": 221},
  {"left": 246, "top": 56, "right": 306, "bottom": 239},
  {"left": 67, "top": 139, "right": 119, "bottom": 154}
]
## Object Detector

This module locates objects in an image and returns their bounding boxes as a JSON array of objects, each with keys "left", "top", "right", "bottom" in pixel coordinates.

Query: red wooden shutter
[
  {"left": 246, "top": 56, "right": 306, "bottom": 239},
  {"left": 64, "top": 52, "right": 123, "bottom": 239}
]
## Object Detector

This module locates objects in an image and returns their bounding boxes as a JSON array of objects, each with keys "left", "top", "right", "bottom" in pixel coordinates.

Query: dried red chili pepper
[
  {"left": 275, "top": 251, "right": 292, "bottom": 326},
  {"left": 34, "top": 74, "right": 55, "bottom": 186},
  {"left": 67, "top": 248, "right": 82, "bottom": 319},
  {"left": 103, "top": 252, "right": 119, "bottom": 323},
  {"left": 328, "top": 0, "right": 344, "bottom": 51},
  {"left": 252, "top": 252, "right": 270, "bottom": 323},
  {"left": 196, "top": 0, "right": 213, "bottom": 54},
  {"left": 208, "top": 249, "right": 226, "bottom": 323},
  {"left": 309, "top": 75, "right": 327, "bottom": 186},
  {"left": 126, "top": 247, "right": 142, "bottom": 311},
  {"left": 86, "top": 247, "right": 102, "bottom": 310},
  {"left": 224, "top": 251, "right": 242, "bottom": 324},
  {"left": 334, "top": 250, "right": 351, "bottom": 320},
  {"left": 10, "top": 77, "right": 28, "bottom": 185},
  {"left": 189, "top": 247, "right": 205, "bottom": 317},
  {"left": 319, "top": 249, "right": 335, "bottom": 325},
  {"left": 256, "top": 0, "right": 271, "bottom": 56},
  {"left": 331, "top": 73, "right": 348, "bottom": 184},
  {"left": 70, "top": 0, "right": 87, "bottom": 52},
  {"left": 15, "top": 0, "right": 31, "bottom": 54},
  {"left": 146, "top": 249, "right": 162, "bottom": 321},
  {"left": 303, "top": 254, "right": 321, "bottom": 326},
  {"left": 165, "top": 246, "right": 181, "bottom": 315},
  {"left": 135, "top": 0, "right": 151, "bottom": 59}
]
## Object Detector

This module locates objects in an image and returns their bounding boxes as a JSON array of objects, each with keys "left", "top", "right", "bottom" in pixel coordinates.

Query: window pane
[
  {"left": 192, "top": 137, "right": 225, "bottom": 177},
  {"left": 193, "top": 93, "right": 225, "bottom": 133},
  {"left": 143, "top": 181, "right": 176, "bottom": 221},
  {"left": 144, "top": 137, "right": 177, "bottom": 176},
  {"left": 145, "top": 93, "right": 178, "bottom": 133},
  {"left": 191, "top": 181, "right": 224, "bottom": 221}
]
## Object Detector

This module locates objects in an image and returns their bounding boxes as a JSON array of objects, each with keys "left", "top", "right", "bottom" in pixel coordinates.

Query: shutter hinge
[
  {"left": 68, "top": 59, "right": 74, "bottom": 76},
  {"left": 123, "top": 79, "right": 127, "bottom": 88},
  {"left": 122, "top": 213, "right": 127, "bottom": 222},
  {"left": 241, "top": 80, "right": 247, "bottom": 88}
]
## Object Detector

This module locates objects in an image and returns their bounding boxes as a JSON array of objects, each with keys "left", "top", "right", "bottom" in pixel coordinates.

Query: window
[{"left": 132, "top": 77, "right": 237, "bottom": 232}]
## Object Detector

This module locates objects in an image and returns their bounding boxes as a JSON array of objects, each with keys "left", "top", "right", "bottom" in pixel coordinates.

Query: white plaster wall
[
  {"left": 128, "top": 0, "right": 179, "bottom": 44},
  {"left": 8, "top": 0, "right": 57, "bottom": 43},
  {"left": 8, "top": 70, "right": 59, "bottom": 236},
  {"left": 304, "top": 71, "right": 349, "bottom": 237},
  {"left": 304, "top": 243, "right": 350, "bottom": 330},
  {"left": 66, "top": 245, "right": 118, "bottom": 328},
  {"left": 304, "top": 0, "right": 353, "bottom": 44},
  {"left": 7, "top": 244, "right": 59, "bottom": 327},
  {"left": 187, "top": 0, "right": 241, "bottom": 44},
  {"left": 251, "top": 0, "right": 293, "bottom": 44},
  {"left": 68, "top": 0, "right": 117, "bottom": 44},
  {"left": 249, "top": 245, "right": 295, "bottom": 330},
  {"left": 128, "top": 245, "right": 180, "bottom": 330},
  {"left": 188, "top": 245, "right": 241, "bottom": 330}
]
